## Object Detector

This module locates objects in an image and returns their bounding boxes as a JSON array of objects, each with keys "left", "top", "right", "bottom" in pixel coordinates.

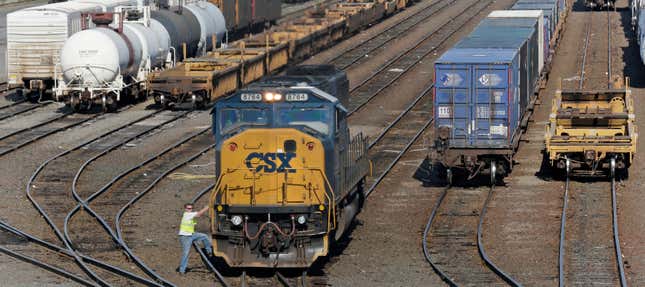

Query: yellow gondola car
[{"left": 545, "top": 79, "right": 638, "bottom": 177}]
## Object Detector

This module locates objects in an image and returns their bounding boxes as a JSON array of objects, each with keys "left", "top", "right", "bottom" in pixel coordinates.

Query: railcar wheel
[
  {"left": 446, "top": 168, "right": 453, "bottom": 187},
  {"left": 70, "top": 94, "right": 81, "bottom": 112},
  {"left": 565, "top": 157, "right": 571, "bottom": 177},
  {"left": 101, "top": 95, "right": 108, "bottom": 113},
  {"left": 610, "top": 157, "right": 616, "bottom": 179},
  {"left": 490, "top": 161, "right": 497, "bottom": 186},
  {"left": 191, "top": 94, "right": 197, "bottom": 110}
]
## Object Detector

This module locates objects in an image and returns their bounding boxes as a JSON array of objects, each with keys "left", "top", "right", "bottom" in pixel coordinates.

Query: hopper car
[
  {"left": 148, "top": 0, "right": 410, "bottom": 108},
  {"left": 209, "top": 65, "right": 370, "bottom": 268},
  {"left": 544, "top": 83, "right": 637, "bottom": 178},
  {"left": 415, "top": 0, "right": 569, "bottom": 186}
]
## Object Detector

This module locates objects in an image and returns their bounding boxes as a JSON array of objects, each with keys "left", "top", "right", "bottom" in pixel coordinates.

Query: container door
[
  {"left": 435, "top": 64, "right": 471, "bottom": 148},
  {"left": 472, "top": 66, "right": 510, "bottom": 147}
]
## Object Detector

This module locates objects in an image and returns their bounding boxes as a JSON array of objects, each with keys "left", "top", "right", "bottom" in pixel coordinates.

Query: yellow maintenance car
[{"left": 545, "top": 80, "right": 637, "bottom": 177}]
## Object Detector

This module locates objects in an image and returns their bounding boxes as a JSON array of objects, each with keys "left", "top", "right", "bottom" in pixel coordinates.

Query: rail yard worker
[{"left": 177, "top": 203, "right": 213, "bottom": 274}]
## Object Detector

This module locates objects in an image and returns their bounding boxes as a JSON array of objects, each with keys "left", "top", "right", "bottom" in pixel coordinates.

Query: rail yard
[{"left": 2, "top": 0, "right": 645, "bottom": 286}]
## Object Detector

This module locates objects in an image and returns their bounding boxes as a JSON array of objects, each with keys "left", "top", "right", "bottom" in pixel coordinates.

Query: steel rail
[
  {"left": 477, "top": 185, "right": 522, "bottom": 286},
  {"left": 0, "top": 112, "right": 70, "bottom": 142},
  {"left": 0, "top": 97, "right": 25, "bottom": 111},
  {"left": 25, "top": 109, "right": 167, "bottom": 286},
  {"left": 579, "top": 14, "right": 592, "bottom": 89},
  {"left": 328, "top": 0, "right": 454, "bottom": 70},
  {"left": 346, "top": 0, "right": 494, "bottom": 116},
  {"left": 0, "top": 220, "right": 164, "bottom": 286},
  {"left": 0, "top": 101, "right": 48, "bottom": 121},
  {"left": 368, "top": 84, "right": 433, "bottom": 149},
  {"left": 278, "top": 0, "right": 337, "bottom": 24},
  {"left": 0, "top": 113, "right": 97, "bottom": 157},
  {"left": 606, "top": 5, "right": 612, "bottom": 89},
  {"left": 62, "top": 112, "right": 192, "bottom": 287},
  {"left": 113, "top": 143, "right": 216, "bottom": 281},
  {"left": 0, "top": 244, "right": 96, "bottom": 287},
  {"left": 62, "top": 128, "right": 213, "bottom": 286},
  {"left": 365, "top": 100, "right": 434, "bottom": 197},
  {"left": 422, "top": 186, "right": 458, "bottom": 287},
  {"left": 611, "top": 174, "right": 627, "bottom": 286},
  {"left": 275, "top": 271, "right": 295, "bottom": 287},
  {"left": 558, "top": 174, "right": 570, "bottom": 287}
]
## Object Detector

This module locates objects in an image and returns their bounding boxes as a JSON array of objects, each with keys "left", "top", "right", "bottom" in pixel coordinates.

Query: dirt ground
[{"left": 3, "top": 0, "right": 645, "bottom": 286}]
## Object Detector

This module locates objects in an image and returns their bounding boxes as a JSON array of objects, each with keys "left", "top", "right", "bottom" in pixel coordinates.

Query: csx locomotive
[{"left": 209, "top": 65, "right": 370, "bottom": 268}]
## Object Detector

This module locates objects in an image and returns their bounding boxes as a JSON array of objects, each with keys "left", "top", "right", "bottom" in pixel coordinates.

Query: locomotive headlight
[
  {"left": 264, "top": 92, "right": 282, "bottom": 101},
  {"left": 297, "top": 215, "right": 307, "bottom": 225},
  {"left": 230, "top": 215, "right": 243, "bottom": 226}
]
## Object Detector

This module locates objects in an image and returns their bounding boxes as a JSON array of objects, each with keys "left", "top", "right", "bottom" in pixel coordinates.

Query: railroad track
[
  {"left": 0, "top": 220, "right": 165, "bottom": 287},
  {"left": 328, "top": 0, "right": 455, "bottom": 70},
  {"left": 21, "top": 110, "right": 191, "bottom": 286},
  {"left": 0, "top": 101, "right": 48, "bottom": 121},
  {"left": 422, "top": 180, "right": 521, "bottom": 286},
  {"left": 279, "top": 0, "right": 338, "bottom": 24},
  {"left": 558, "top": 167, "right": 627, "bottom": 287},
  {"left": 556, "top": 5, "right": 627, "bottom": 287},
  {"left": 346, "top": 0, "right": 495, "bottom": 116},
  {"left": 0, "top": 0, "right": 497, "bottom": 284},
  {"left": 0, "top": 111, "right": 99, "bottom": 157}
]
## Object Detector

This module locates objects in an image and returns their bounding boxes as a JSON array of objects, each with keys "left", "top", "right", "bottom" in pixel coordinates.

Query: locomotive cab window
[
  {"left": 219, "top": 108, "right": 269, "bottom": 135},
  {"left": 278, "top": 107, "right": 331, "bottom": 135}
]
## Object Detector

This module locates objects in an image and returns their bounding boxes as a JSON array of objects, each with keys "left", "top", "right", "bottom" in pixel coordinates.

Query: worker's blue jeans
[{"left": 178, "top": 232, "right": 213, "bottom": 273}]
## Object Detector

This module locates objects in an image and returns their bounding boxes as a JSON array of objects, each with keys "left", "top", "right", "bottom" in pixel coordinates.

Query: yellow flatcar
[{"left": 545, "top": 80, "right": 637, "bottom": 177}]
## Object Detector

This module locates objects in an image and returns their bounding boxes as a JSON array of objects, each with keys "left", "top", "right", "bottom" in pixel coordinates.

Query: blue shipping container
[
  {"left": 434, "top": 48, "right": 521, "bottom": 149},
  {"left": 512, "top": 3, "right": 557, "bottom": 37},
  {"left": 455, "top": 20, "right": 538, "bottom": 120}
]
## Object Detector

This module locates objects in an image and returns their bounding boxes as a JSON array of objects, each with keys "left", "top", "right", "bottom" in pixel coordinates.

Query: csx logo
[{"left": 245, "top": 152, "right": 296, "bottom": 173}]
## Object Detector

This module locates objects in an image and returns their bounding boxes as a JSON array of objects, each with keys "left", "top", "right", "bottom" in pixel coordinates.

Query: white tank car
[
  {"left": 56, "top": 2, "right": 226, "bottom": 111},
  {"left": 184, "top": 1, "right": 226, "bottom": 55},
  {"left": 6, "top": 0, "right": 138, "bottom": 99}
]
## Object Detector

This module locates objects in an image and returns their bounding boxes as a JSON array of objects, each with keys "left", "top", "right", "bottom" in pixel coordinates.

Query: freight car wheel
[
  {"left": 610, "top": 157, "right": 616, "bottom": 179},
  {"left": 70, "top": 94, "right": 81, "bottom": 112},
  {"left": 490, "top": 161, "right": 497, "bottom": 186},
  {"left": 446, "top": 168, "right": 453, "bottom": 187}
]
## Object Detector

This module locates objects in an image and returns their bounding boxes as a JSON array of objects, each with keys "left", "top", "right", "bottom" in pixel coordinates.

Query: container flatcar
[
  {"left": 418, "top": 12, "right": 545, "bottom": 185},
  {"left": 209, "top": 65, "right": 369, "bottom": 268}
]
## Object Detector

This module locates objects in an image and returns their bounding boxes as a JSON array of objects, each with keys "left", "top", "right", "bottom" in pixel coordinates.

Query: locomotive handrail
[{"left": 210, "top": 167, "right": 337, "bottom": 232}]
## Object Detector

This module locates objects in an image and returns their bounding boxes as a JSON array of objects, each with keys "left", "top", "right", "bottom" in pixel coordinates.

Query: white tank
[
  {"left": 61, "top": 26, "right": 141, "bottom": 85},
  {"left": 183, "top": 1, "right": 226, "bottom": 54}
]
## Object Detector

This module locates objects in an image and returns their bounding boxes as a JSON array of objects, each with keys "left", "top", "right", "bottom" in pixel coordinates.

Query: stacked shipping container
[{"left": 428, "top": 0, "right": 567, "bottom": 183}]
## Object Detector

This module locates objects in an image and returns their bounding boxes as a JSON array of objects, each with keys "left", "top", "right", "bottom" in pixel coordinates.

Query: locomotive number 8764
[{"left": 209, "top": 65, "right": 370, "bottom": 268}]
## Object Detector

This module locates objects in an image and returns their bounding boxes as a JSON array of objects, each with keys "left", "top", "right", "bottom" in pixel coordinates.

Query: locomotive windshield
[
  {"left": 219, "top": 108, "right": 269, "bottom": 135},
  {"left": 278, "top": 107, "right": 330, "bottom": 135}
]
